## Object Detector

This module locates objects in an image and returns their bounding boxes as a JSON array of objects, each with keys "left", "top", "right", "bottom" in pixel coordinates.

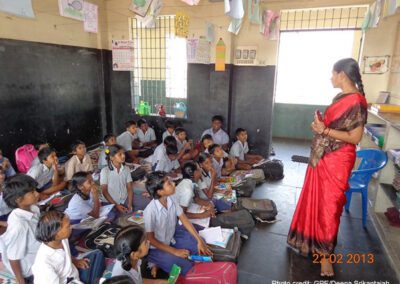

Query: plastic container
[
  {"left": 138, "top": 101, "right": 151, "bottom": 116},
  {"left": 188, "top": 255, "right": 213, "bottom": 262},
  {"left": 174, "top": 102, "right": 187, "bottom": 118}
]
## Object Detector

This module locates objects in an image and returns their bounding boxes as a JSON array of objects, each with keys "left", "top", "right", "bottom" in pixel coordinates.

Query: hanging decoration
[
  {"left": 129, "top": 0, "right": 153, "bottom": 17},
  {"left": 206, "top": 22, "right": 215, "bottom": 42},
  {"left": 248, "top": 0, "right": 261, "bottom": 24},
  {"left": 180, "top": 0, "right": 200, "bottom": 5},
  {"left": 136, "top": 0, "right": 162, "bottom": 28},
  {"left": 260, "top": 10, "right": 280, "bottom": 40},
  {"left": 175, "top": 11, "right": 190, "bottom": 38},
  {"left": 215, "top": 38, "right": 226, "bottom": 72}
]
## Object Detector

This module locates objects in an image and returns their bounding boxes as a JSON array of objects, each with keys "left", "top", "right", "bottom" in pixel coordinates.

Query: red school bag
[
  {"left": 179, "top": 262, "right": 237, "bottom": 284},
  {"left": 15, "top": 144, "right": 38, "bottom": 173}
]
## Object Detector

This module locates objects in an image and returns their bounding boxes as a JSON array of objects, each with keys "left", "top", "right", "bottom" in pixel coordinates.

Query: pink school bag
[{"left": 15, "top": 144, "right": 38, "bottom": 173}]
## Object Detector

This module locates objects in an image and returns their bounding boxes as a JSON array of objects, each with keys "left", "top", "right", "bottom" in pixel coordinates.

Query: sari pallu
[{"left": 287, "top": 93, "right": 368, "bottom": 255}]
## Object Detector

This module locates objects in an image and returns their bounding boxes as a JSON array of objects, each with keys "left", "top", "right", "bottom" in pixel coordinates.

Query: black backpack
[
  {"left": 237, "top": 198, "right": 278, "bottom": 222},
  {"left": 85, "top": 223, "right": 121, "bottom": 258},
  {"left": 256, "top": 159, "right": 284, "bottom": 181}
]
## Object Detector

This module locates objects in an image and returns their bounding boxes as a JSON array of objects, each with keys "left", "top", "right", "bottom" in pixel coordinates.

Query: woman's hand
[
  {"left": 197, "top": 240, "right": 213, "bottom": 256},
  {"left": 311, "top": 113, "right": 326, "bottom": 135}
]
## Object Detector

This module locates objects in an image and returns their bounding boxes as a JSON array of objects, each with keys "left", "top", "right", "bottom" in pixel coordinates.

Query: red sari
[{"left": 287, "top": 93, "right": 368, "bottom": 255}]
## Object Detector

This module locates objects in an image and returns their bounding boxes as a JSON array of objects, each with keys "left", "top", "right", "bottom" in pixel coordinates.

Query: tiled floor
[{"left": 237, "top": 138, "right": 399, "bottom": 284}]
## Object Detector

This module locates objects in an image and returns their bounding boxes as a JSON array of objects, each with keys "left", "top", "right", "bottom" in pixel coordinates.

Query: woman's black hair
[
  {"left": 208, "top": 144, "right": 220, "bottom": 155},
  {"left": 166, "top": 145, "right": 178, "bottom": 156},
  {"left": 197, "top": 152, "right": 211, "bottom": 165},
  {"left": 36, "top": 211, "right": 65, "bottom": 243},
  {"left": 3, "top": 174, "right": 38, "bottom": 209},
  {"left": 105, "top": 144, "right": 125, "bottom": 170},
  {"left": 114, "top": 225, "right": 145, "bottom": 271},
  {"left": 70, "top": 171, "right": 91, "bottom": 200},
  {"left": 163, "top": 135, "right": 177, "bottom": 147},
  {"left": 333, "top": 58, "right": 365, "bottom": 96},
  {"left": 103, "top": 134, "right": 116, "bottom": 144},
  {"left": 174, "top": 127, "right": 186, "bottom": 136},
  {"left": 212, "top": 115, "right": 224, "bottom": 123},
  {"left": 201, "top": 134, "right": 213, "bottom": 143},
  {"left": 125, "top": 120, "right": 136, "bottom": 128},
  {"left": 137, "top": 118, "right": 147, "bottom": 128},
  {"left": 71, "top": 140, "right": 85, "bottom": 153},
  {"left": 145, "top": 171, "right": 168, "bottom": 199},
  {"left": 182, "top": 161, "right": 198, "bottom": 180},
  {"left": 165, "top": 120, "right": 175, "bottom": 129},
  {"left": 38, "top": 147, "right": 56, "bottom": 163},
  {"left": 102, "top": 276, "right": 134, "bottom": 284}
]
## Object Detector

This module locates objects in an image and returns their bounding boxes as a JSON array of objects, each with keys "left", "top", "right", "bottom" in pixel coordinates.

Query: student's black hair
[
  {"left": 235, "top": 128, "right": 246, "bottom": 136},
  {"left": 34, "top": 139, "right": 48, "bottom": 151},
  {"left": 201, "top": 134, "right": 213, "bottom": 143},
  {"left": 70, "top": 171, "right": 91, "bottom": 200},
  {"left": 163, "top": 136, "right": 177, "bottom": 147},
  {"left": 333, "top": 58, "right": 365, "bottom": 96},
  {"left": 166, "top": 144, "right": 178, "bottom": 156},
  {"left": 137, "top": 118, "right": 147, "bottom": 128},
  {"left": 125, "top": 120, "right": 136, "bottom": 128},
  {"left": 212, "top": 115, "right": 224, "bottom": 123},
  {"left": 38, "top": 147, "right": 56, "bottom": 163},
  {"left": 105, "top": 144, "right": 125, "bottom": 170},
  {"left": 145, "top": 171, "right": 168, "bottom": 199},
  {"left": 104, "top": 133, "right": 116, "bottom": 144},
  {"left": 197, "top": 152, "right": 211, "bottom": 165},
  {"left": 165, "top": 120, "right": 175, "bottom": 129},
  {"left": 102, "top": 276, "right": 134, "bottom": 284},
  {"left": 174, "top": 127, "right": 186, "bottom": 136},
  {"left": 182, "top": 161, "right": 198, "bottom": 180},
  {"left": 35, "top": 211, "right": 65, "bottom": 243},
  {"left": 71, "top": 140, "right": 85, "bottom": 153},
  {"left": 208, "top": 144, "right": 221, "bottom": 155},
  {"left": 114, "top": 225, "right": 146, "bottom": 271},
  {"left": 3, "top": 174, "right": 38, "bottom": 209}
]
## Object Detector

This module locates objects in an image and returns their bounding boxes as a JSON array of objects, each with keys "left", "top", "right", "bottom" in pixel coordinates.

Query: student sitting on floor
[
  {"left": 208, "top": 144, "right": 236, "bottom": 178},
  {"left": 32, "top": 211, "right": 105, "bottom": 284},
  {"left": 0, "top": 166, "right": 11, "bottom": 230},
  {"left": 197, "top": 153, "right": 232, "bottom": 212},
  {"left": 27, "top": 147, "right": 67, "bottom": 197},
  {"left": 64, "top": 140, "right": 94, "bottom": 181},
  {"left": 162, "top": 120, "right": 175, "bottom": 141},
  {"left": 30, "top": 140, "right": 49, "bottom": 168},
  {"left": 98, "top": 134, "right": 117, "bottom": 170},
  {"left": 154, "top": 145, "right": 180, "bottom": 177},
  {"left": 143, "top": 172, "right": 212, "bottom": 276},
  {"left": 113, "top": 225, "right": 164, "bottom": 284},
  {"left": 103, "top": 275, "right": 135, "bottom": 284},
  {"left": 0, "top": 149, "right": 16, "bottom": 178},
  {"left": 174, "top": 127, "right": 199, "bottom": 162},
  {"left": 0, "top": 174, "right": 41, "bottom": 284},
  {"left": 65, "top": 171, "right": 101, "bottom": 223},
  {"left": 137, "top": 119, "right": 157, "bottom": 149},
  {"left": 230, "top": 128, "right": 264, "bottom": 170},
  {"left": 174, "top": 162, "right": 216, "bottom": 226},
  {"left": 100, "top": 145, "right": 133, "bottom": 214},
  {"left": 117, "top": 121, "right": 140, "bottom": 163},
  {"left": 149, "top": 136, "right": 177, "bottom": 170},
  {"left": 201, "top": 134, "right": 229, "bottom": 157},
  {"left": 201, "top": 115, "right": 230, "bottom": 151}
]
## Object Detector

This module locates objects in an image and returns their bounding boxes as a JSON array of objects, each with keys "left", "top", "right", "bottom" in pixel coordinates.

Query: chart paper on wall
[{"left": 112, "top": 40, "right": 135, "bottom": 71}]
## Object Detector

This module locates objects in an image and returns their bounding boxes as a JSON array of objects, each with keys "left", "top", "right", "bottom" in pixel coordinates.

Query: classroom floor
[{"left": 237, "top": 138, "right": 400, "bottom": 284}]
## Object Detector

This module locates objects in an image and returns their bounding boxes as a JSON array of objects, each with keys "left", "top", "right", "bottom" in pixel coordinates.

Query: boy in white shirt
[
  {"left": 0, "top": 174, "right": 41, "bottom": 283},
  {"left": 137, "top": 119, "right": 157, "bottom": 148},
  {"left": 174, "top": 128, "right": 198, "bottom": 163},
  {"left": 230, "top": 128, "right": 264, "bottom": 170},
  {"left": 117, "top": 121, "right": 140, "bottom": 163},
  {"left": 201, "top": 115, "right": 230, "bottom": 151},
  {"left": 208, "top": 144, "right": 236, "bottom": 178},
  {"left": 64, "top": 140, "right": 94, "bottom": 181},
  {"left": 149, "top": 136, "right": 177, "bottom": 169},
  {"left": 162, "top": 120, "right": 175, "bottom": 141},
  {"left": 154, "top": 145, "right": 181, "bottom": 177}
]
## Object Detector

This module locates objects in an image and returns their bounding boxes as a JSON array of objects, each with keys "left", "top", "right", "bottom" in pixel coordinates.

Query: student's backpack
[
  {"left": 180, "top": 262, "right": 237, "bottom": 284},
  {"left": 234, "top": 178, "right": 256, "bottom": 197},
  {"left": 130, "top": 166, "right": 147, "bottom": 182},
  {"left": 210, "top": 209, "right": 255, "bottom": 238},
  {"left": 15, "top": 144, "right": 37, "bottom": 173},
  {"left": 209, "top": 229, "right": 242, "bottom": 263},
  {"left": 237, "top": 198, "right": 278, "bottom": 222},
  {"left": 47, "top": 193, "right": 74, "bottom": 213},
  {"left": 138, "top": 148, "right": 154, "bottom": 158},
  {"left": 85, "top": 223, "right": 121, "bottom": 258},
  {"left": 256, "top": 159, "right": 284, "bottom": 181}
]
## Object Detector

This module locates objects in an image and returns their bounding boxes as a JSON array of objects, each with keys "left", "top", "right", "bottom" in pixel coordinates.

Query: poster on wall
[
  {"left": 215, "top": 38, "right": 226, "bottom": 71},
  {"left": 112, "top": 40, "right": 135, "bottom": 71},
  {"left": 234, "top": 46, "right": 257, "bottom": 65},
  {"left": 136, "top": 0, "right": 162, "bottom": 28},
  {"left": 0, "top": 0, "right": 35, "bottom": 19},
  {"left": 187, "top": 38, "right": 210, "bottom": 64},
  {"left": 129, "top": 0, "right": 153, "bottom": 17},
  {"left": 175, "top": 11, "right": 190, "bottom": 38},
  {"left": 363, "top": 56, "right": 390, "bottom": 74},
  {"left": 83, "top": 2, "right": 98, "bottom": 33},
  {"left": 58, "top": 0, "right": 84, "bottom": 21},
  {"left": 248, "top": 0, "right": 261, "bottom": 24}
]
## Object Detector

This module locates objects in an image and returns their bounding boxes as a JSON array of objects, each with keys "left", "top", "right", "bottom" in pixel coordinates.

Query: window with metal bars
[{"left": 131, "top": 16, "right": 187, "bottom": 117}]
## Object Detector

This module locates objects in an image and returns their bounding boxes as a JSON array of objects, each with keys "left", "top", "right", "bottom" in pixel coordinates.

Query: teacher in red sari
[{"left": 287, "top": 58, "right": 368, "bottom": 277}]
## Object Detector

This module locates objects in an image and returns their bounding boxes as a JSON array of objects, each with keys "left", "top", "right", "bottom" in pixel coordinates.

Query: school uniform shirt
[
  {"left": 0, "top": 158, "right": 16, "bottom": 177},
  {"left": 196, "top": 171, "right": 212, "bottom": 200},
  {"left": 27, "top": 163, "right": 54, "bottom": 189},
  {"left": 137, "top": 128, "right": 156, "bottom": 144},
  {"left": 64, "top": 154, "right": 94, "bottom": 181},
  {"left": 229, "top": 140, "right": 249, "bottom": 161},
  {"left": 111, "top": 259, "right": 142, "bottom": 284},
  {"left": 212, "top": 157, "right": 224, "bottom": 178},
  {"left": 174, "top": 179, "right": 195, "bottom": 208},
  {"left": 100, "top": 164, "right": 132, "bottom": 205},
  {"left": 154, "top": 152, "right": 180, "bottom": 173},
  {"left": 0, "top": 205, "right": 41, "bottom": 278},
  {"left": 0, "top": 193, "right": 12, "bottom": 216},
  {"left": 201, "top": 128, "right": 230, "bottom": 146},
  {"left": 143, "top": 196, "right": 183, "bottom": 248},
  {"left": 151, "top": 144, "right": 166, "bottom": 166},
  {"left": 162, "top": 130, "right": 175, "bottom": 141},
  {"left": 117, "top": 131, "right": 137, "bottom": 151},
  {"left": 175, "top": 138, "right": 187, "bottom": 153},
  {"left": 31, "top": 156, "right": 40, "bottom": 168},
  {"left": 65, "top": 193, "right": 94, "bottom": 221},
  {"left": 32, "top": 238, "right": 80, "bottom": 284},
  {"left": 98, "top": 149, "right": 107, "bottom": 170},
  {"left": 204, "top": 148, "right": 229, "bottom": 158}
]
